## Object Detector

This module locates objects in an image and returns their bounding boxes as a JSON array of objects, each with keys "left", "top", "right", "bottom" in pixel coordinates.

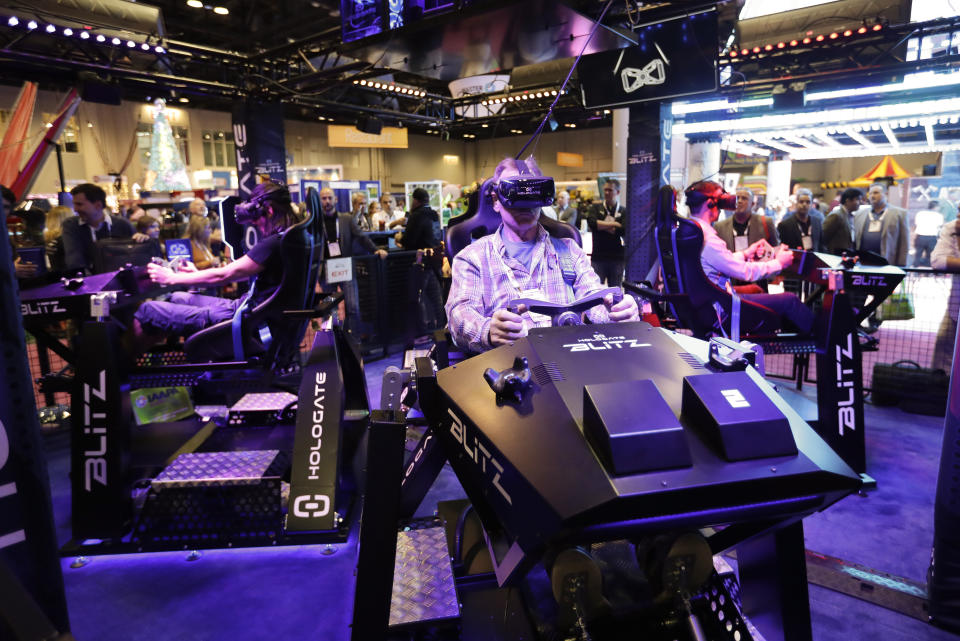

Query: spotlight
[
  {"left": 80, "top": 31, "right": 89, "bottom": 39},
  {"left": 154, "top": 45, "right": 165, "bottom": 53},
  {"left": 352, "top": 80, "right": 358, "bottom": 84},
  {"left": 843, "top": 29, "right": 852, "bottom": 36},
  {"left": 96, "top": 34, "right": 105, "bottom": 42},
  {"left": 141, "top": 42, "right": 150, "bottom": 50},
  {"left": 213, "top": 6, "right": 229, "bottom": 14},
  {"left": 777, "top": 42, "right": 785, "bottom": 48},
  {"left": 764, "top": 44, "right": 773, "bottom": 51},
  {"left": 858, "top": 26, "right": 867, "bottom": 34},
  {"left": 872, "top": 23, "right": 882, "bottom": 31},
  {"left": 45, "top": 24, "right": 55, "bottom": 33},
  {"left": 111, "top": 37, "right": 121, "bottom": 45},
  {"left": 741, "top": 48, "right": 749, "bottom": 55},
  {"left": 815, "top": 34, "right": 825, "bottom": 42},
  {"left": 753, "top": 46, "right": 761, "bottom": 53},
  {"left": 551, "top": 90, "right": 558, "bottom": 96},
  {"left": 730, "top": 50, "right": 738, "bottom": 57},
  {"left": 179, "top": 97, "right": 189, "bottom": 103},
  {"left": 359, "top": 80, "right": 367, "bottom": 86},
  {"left": 26, "top": 20, "right": 37, "bottom": 29},
  {"left": 829, "top": 32, "right": 838, "bottom": 39},
  {"left": 63, "top": 27, "right": 73, "bottom": 36},
  {"left": 7, "top": 17, "right": 18, "bottom": 26},
  {"left": 790, "top": 39, "right": 798, "bottom": 46},
  {"left": 187, "top": 0, "right": 203, "bottom": 6},
  {"left": 126, "top": 40, "right": 136, "bottom": 47},
  {"left": 481, "top": 123, "right": 488, "bottom": 127},
  {"left": 802, "top": 37, "right": 811, "bottom": 44}
]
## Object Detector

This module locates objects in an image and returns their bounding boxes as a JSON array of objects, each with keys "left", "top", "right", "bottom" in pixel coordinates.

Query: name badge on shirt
[
  {"left": 517, "top": 288, "right": 551, "bottom": 328},
  {"left": 802, "top": 234, "right": 813, "bottom": 250},
  {"left": 734, "top": 235, "right": 749, "bottom": 252},
  {"left": 868, "top": 219, "right": 882, "bottom": 233},
  {"left": 326, "top": 257, "right": 352, "bottom": 284},
  {"left": 328, "top": 241, "right": 341, "bottom": 257}
]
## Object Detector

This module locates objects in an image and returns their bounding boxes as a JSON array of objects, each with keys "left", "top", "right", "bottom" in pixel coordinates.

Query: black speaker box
[
  {"left": 80, "top": 79, "right": 123, "bottom": 105},
  {"left": 357, "top": 116, "right": 383, "bottom": 135}
]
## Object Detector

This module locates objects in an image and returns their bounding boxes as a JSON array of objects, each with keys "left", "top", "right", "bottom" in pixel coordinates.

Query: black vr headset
[
  {"left": 496, "top": 176, "right": 556, "bottom": 209},
  {"left": 684, "top": 181, "right": 737, "bottom": 211},
  {"left": 234, "top": 183, "right": 289, "bottom": 224}
]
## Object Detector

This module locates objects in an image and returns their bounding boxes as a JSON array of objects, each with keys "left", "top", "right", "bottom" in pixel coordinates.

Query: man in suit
[
  {"left": 62, "top": 183, "right": 148, "bottom": 274},
  {"left": 586, "top": 178, "right": 626, "bottom": 286},
  {"left": 318, "top": 187, "right": 387, "bottom": 262},
  {"left": 822, "top": 187, "right": 863, "bottom": 255},
  {"left": 777, "top": 188, "right": 822, "bottom": 252},
  {"left": 854, "top": 182, "right": 909, "bottom": 266}
]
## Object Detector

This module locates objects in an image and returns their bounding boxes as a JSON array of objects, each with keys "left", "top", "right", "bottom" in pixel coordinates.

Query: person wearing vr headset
[
  {"left": 686, "top": 181, "right": 814, "bottom": 333},
  {"left": 132, "top": 182, "right": 299, "bottom": 345},
  {"left": 446, "top": 157, "right": 639, "bottom": 353}
]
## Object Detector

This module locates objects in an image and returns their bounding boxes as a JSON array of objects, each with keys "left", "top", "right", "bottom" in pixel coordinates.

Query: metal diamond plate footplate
[
  {"left": 389, "top": 527, "right": 460, "bottom": 627},
  {"left": 230, "top": 392, "right": 298, "bottom": 412},
  {"left": 153, "top": 450, "right": 279, "bottom": 488}
]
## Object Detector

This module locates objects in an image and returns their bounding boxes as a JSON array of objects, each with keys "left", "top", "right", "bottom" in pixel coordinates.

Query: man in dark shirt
[
  {"left": 586, "top": 178, "right": 626, "bottom": 286},
  {"left": 62, "top": 183, "right": 148, "bottom": 274},
  {"left": 397, "top": 187, "right": 445, "bottom": 333},
  {"left": 133, "top": 182, "right": 300, "bottom": 343},
  {"left": 822, "top": 188, "right": 862, "bottom": 255},
  {"left": 777, "top": 188, "right": 823, "bottom": 252}
]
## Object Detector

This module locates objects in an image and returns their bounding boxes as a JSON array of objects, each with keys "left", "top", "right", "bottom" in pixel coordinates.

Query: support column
[
  {"left": 686, "top": 137, "right": 722, "bottom": 184},
  {"left": 767, "top": 156, "right": 793, "bottom": 213},
  {"left": 624, "top": 103, "right": 669, "bottom": 282},
  {"left": 612, "top": 108, "right": 628, "bottom": 175}
]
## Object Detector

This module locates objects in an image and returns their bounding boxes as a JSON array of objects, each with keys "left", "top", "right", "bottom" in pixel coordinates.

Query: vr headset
[
  {"left": 684, "top": 181, "right": 737, "bottom": 211},
  {"left": 496, "top": 176, "right": 556, "bottom": 209},
  {"left": 234, "top": 184, "right": 289, "bottom": 224}
]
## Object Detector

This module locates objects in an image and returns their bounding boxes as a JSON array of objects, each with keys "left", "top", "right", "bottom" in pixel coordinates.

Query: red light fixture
[
  {"left": 816, "top": 34, "right": 825, "bottom": 42},
  {"left": 790, "top": 39, "right": 799, "bottom": 46},
  {"left": 802, "top": 37, "right": 811, "bottom": 44},
  {"left": 858, "top": 26, "right": 867, "bottom": 34},
  {"left": 730, "top": 50, "right": 738, "bottom": 57},
  {"left": 753, "top": 46, "right": 761, "bottom": 53},
  {"left": 764, "top": 44, "right": 773, "bottom": 51},
  {"left": 777, "top": 42, "right": 785, "bottom": 48},
  {"left": 741, "top": 48, "right": 749, "bottom": 55},
  {"left": 829, "top": 32, "right": 838, "bottom": 39},
  {"left": 843, "top": 29, "right": 853, "bottom": 36},
  {"left": 872, "top": 23, "right": 882, "bottom": 31}
]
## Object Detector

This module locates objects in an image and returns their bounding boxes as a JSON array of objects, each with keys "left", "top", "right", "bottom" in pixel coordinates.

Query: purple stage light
[
  {"left": 155, "top": 45, "right": 165, "bottom": 54},
  {"left": 141, "top": 42, "right": 150, "bottom": 50},
  {"left": 45, "top": 23, "right": 55, "bottom": 33},
  {"left": 111, "top": 37, "right": 121, "bottom": 45},
  {"left": 126, "top": 40, "right": 135, "bottom": 47},
  {"left": 96, "top": 34, "right": 105, "bottom": 42},
  {"left": 79, "top": 31, "right": 89, "bottom": 39},
  {"left": 63, "top": 27, "right": 73, "bottom": 36},
  {"left": 7, "top": 16, "right": 18, "bottom": 27},
  {"left": 26, "top": 20, "right": 37, "bottom": 29}
]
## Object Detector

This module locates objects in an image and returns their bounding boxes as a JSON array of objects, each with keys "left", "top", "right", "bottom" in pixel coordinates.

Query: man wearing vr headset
[
  {"left": 132, "top": 182, "right": 299, "bottom": 344},
  {"left": 686, "top": 181, "right": 814, "bottom": 333},
  {"left": 446, "top": 157, "right": 639, "bottom": 353}
]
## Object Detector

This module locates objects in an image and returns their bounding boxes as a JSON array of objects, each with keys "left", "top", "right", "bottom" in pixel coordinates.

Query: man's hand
[
  {"left": 489, "top": 306, "right": 528, "bottom": 346},
  {"left": 604, "top": 293, "right": 639, "bottom": 322},
  {"left": 375, "top": 248, "right": 388, "bottom": 259},
  {"left": 147, "top": 262, "right": 177, "bottom": 285},
  {"left": 775, "top": 245, "right": 794, "bottom": 269},
  {"left": 746, "top": 239, "right": 773, "bottom": 260},
  {"left": 14, "top": 256, "right": 37, "bottom": 279},
  {"left": 132, "top": 232, "right": 150, "bottom": 243},
  {"left": 178, "top": 261, "right": 198, "bottom": 273}
]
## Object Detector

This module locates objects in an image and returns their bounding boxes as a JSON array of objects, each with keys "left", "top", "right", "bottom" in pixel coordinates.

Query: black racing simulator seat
[
  {"left": 182, "top": 190, "right": 325, "bottom": 365},
  {"left": 628, "top": 185, "right": 818, "bottom": 387}
]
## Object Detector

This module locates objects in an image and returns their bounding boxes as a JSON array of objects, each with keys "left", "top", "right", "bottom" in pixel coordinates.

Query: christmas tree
[{"left": 145, "top": 98, "right": 191, "bottom": 192}]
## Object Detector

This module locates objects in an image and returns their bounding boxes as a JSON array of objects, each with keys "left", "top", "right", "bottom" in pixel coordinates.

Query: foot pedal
[
  {"left": 227, "top": 392, "right": 298, "bottom": 426},
  {"left": 389, "top": 526, "right": 460, "bottom": 628}
]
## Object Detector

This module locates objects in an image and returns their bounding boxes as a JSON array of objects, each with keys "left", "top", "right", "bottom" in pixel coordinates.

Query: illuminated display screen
[{"left": 341, "top": 0, "right": 462, "bottom": 43}]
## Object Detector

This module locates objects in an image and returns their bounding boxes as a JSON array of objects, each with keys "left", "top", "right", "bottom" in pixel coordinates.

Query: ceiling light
[
  {"left": 179, "top": 97, "right": 189, "bottom": 103},
  {"left": 126, "top": 40, "right": 136, "bottom": 47},
  {"left": 45, "top": 24, "right": 56, "bottom": 33},
  {"left": 213, "top": 6, "right": 229, "bottom": 14},
  {"left": 7, "top": 17, "right": 17, "bottom": 26},
  {"left": 111, "top": 37, "right": 121, "bottom": 45},
  {"left": 154, "top": 45, "right": 165, "bottom": 53},
  {"left": 790, "top": 39, "right": 798, "bottom": 46},
  {"left": 858, "top": 26, "right": 867, "bottom": 34},
  {"left": 141, "top": 42, "right": 150, "bottom": 50},
  {"left": 187, "top": 0, "right": 203, "bottom": 6},
  {"left": 87, "top": 122, "right": 93, "bottom": 128},
  {"left": 44, "top": 122, "right": 52, "bottom": 128},
  {"left": 63, "top": 27, "right": 73, "bottom": 36},
  {"left": 764, "top": 44, "right": 773, "bottom": 51},
  {"left": 872, "top": 24, "right": 882, "bottom": 31},
  {"left": 481, "top": 123, "right": 488, "bottom": 127},
  {"left": 802, "top": 37, "right": 811, "bottom": 44},
  {"left": 79, "top": 30, "right": 89, "bottom": 39},
  {"left": 776, "top": 42, "right": 785, "bottom": 48},
  {"left": 843, "top": 30, "right": 852, "bottom": 37},
  {"left": 96, "top": 34, "right": 105, "bottom": 42},
  {"left": 26, "top": 20, "right": 37, "bottom": 29},
  {"left": 829, "top": 32, "right": 838, "bottom": 39},
  {"left": 551, "top": 90, "right": 558, "bottom": 96},
  {"left": 815, "top": 34, "right": 825, "bottom": 42}
]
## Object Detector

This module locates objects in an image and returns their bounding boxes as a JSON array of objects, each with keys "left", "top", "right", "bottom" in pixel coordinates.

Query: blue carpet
[{"left": 44, "top": 348, "right": 960, "bottom": 640}]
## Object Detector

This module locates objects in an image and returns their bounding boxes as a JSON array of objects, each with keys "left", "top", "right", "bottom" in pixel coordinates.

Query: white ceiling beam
[
  {"left": 880, "top": 122, "right": 900, "bottom": 147},
  {"left": 925, "top": 123, "right": 936, "bottom": 146},
  {"left": 753, "top": 137, "right": 799, "bottom": 154},
  {"left": 720, "top": 139, "right": 771, "bottom": 157},
  {"left": 842, "top": 127, "right": 876, "bottom": 148}
]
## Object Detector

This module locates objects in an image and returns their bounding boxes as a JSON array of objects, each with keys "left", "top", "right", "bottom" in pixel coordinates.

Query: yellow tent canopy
[{"left": 821, "top": 155, "right": 913, "bottom": 190}]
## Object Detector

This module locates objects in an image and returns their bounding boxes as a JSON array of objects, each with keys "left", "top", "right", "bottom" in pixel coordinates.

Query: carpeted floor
[{"left": 44, "top": 348, "right": 960, "bottom": 641}]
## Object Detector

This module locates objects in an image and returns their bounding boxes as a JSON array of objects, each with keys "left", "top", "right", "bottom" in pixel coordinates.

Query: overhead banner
[
  {"left": 327, "top": 125, "right": 409, "bottom": 149},
  {"left": 232, "top": 101, "right": 288, "bottom": 200},
  {"left": 578, "top": 10, "right": 718, "bottom": 110}
]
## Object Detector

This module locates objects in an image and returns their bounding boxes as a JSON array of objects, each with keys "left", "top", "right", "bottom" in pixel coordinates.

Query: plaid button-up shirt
[{"left": 446, "top": 225, "right": 610, "bottom": 353}]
